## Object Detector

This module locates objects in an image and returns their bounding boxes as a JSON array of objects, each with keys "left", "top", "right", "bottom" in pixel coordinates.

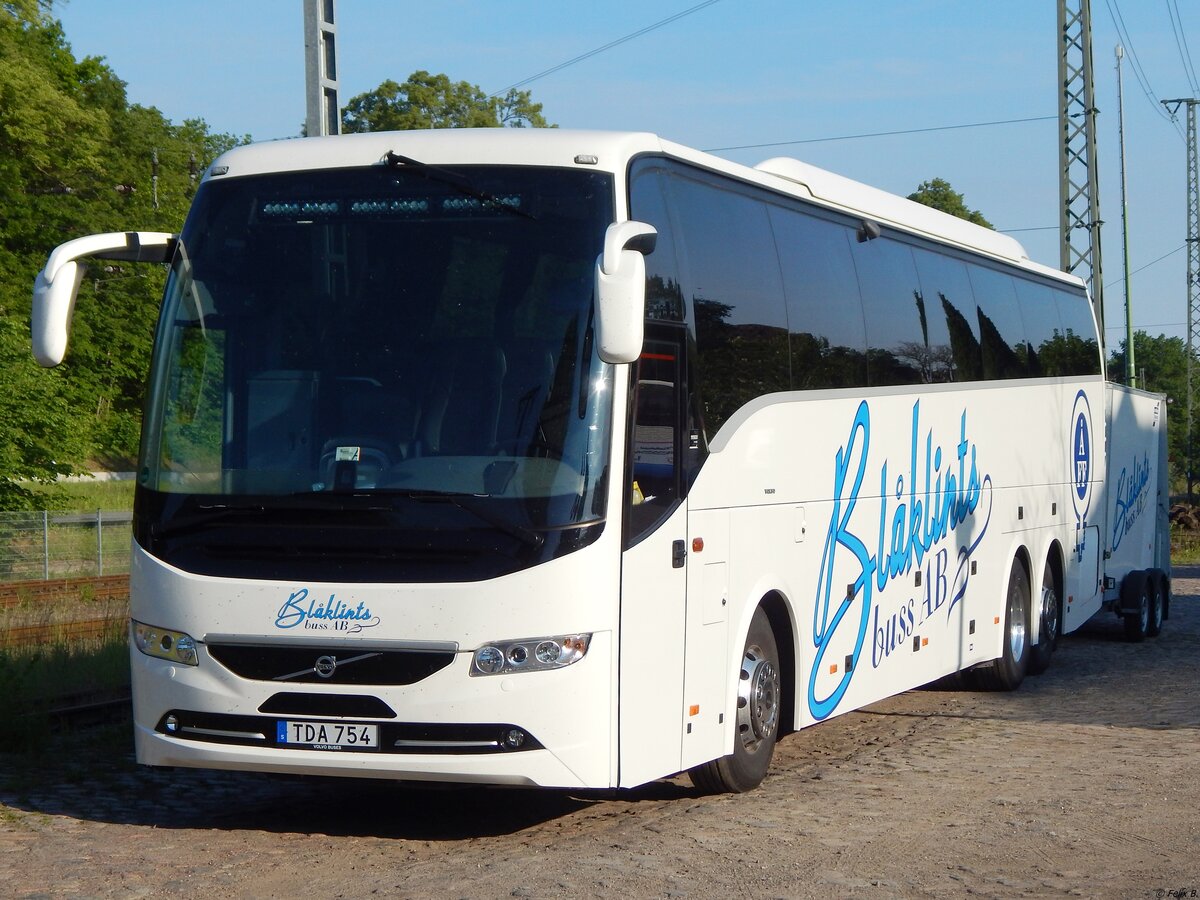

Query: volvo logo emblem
[{"left": 314, "top": 655, "right": 338, "bottom": 679}]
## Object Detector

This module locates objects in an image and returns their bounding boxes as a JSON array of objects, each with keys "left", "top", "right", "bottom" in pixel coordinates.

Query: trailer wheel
[
  {"left": 1028, "top": 559, "right": 1059, "bottom": 676},
  {"left": 1147, "top": 572, "right": 1165, "bottom": 638},
  {"left": 689, "top": 607, "right": 780, "bottom": 794},
  {"left": 970, "top": 556, "right": 1030, "bottom": 691},
  {"left": 1121, "top": 571, "right": 1149, "bottom": 643}
]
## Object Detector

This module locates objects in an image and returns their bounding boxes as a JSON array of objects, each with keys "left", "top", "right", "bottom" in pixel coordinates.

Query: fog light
[
  {"left": 164, "top": 715, "right": 179, "bottom": 734},
  {"left": 504, "top": 729, "right": 526, "bottom": 749},
  {"left": 507, "top": 645, "right": 528, "bottom": 666}
]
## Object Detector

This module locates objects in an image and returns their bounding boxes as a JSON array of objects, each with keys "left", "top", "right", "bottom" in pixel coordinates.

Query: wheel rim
[
  {"left": 1008, "top": 578, "right": 1027, "bottom": 661},
  {"left": 1150, "top": 586, "right": 1163, "bottom": 630},
  {"left": 737, "top": 644, "right": 779, "bottom": 752},
  {"left": 1139, "top": 591, "right": 1149, "bottom": 631},
  {"left": 1041, "top": 584, "right": 1059, "bottom": 646}
]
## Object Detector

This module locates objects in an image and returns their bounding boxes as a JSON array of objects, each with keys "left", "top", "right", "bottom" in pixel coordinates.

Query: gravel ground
[{"left": 1, "top": 569, "right": 1198, "bottom": 899}]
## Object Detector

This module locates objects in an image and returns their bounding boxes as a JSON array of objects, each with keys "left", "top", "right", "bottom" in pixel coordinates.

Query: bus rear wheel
[
  {"left": 1146, "top": 571, "right": 1165, "bottom": 638},
  {"left": 1028, "top": 559, "right": 1059, "bottom": 676},
  {"left": 689, "top": 607, "right": 780, "bottom": 794},
  {"left": 969, "top": 556, "right": 1030, "bottom": 691}
]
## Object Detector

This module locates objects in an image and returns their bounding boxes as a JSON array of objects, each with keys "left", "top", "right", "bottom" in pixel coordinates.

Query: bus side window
[{"left": 627, "top": 336, "right": 683, "bottom": 544}]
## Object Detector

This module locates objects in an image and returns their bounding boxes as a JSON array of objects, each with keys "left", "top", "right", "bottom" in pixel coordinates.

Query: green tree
[
  {"left": 908, "top": 178, "right": 993, "bottom": 229},
  {"left": 0, "top": 1, "right": 243, "bottom": 506},
  {"left": 341, "top": 70, "right": 550, "bottom": 132}
]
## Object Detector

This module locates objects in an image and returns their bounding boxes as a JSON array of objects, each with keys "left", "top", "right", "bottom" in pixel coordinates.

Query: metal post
[
  {"left": 42, "top": 510, "right": 49, "bottom": 581},
  {"left": 1059, "top": 0, "right": 1105, "bottom": 337},
  {"left": 304, "top": 0, "right": 340, "bottom": 137},
  {"left": 96, "top": 508, "right": 103, "bottom": 576},
  {"left": 1116, "top": 45, "right": 1135, "bottom": 387},
  {"left": 1164, "top": 99, "right": 1200, "bottom": 499}
]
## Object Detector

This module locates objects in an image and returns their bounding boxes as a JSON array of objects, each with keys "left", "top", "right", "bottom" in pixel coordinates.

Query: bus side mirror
[
  {"left": 595, "top": 221, "right": 657, "bottom": 365},
  {"left": 32, "top": 231, "right": 176, "bottom": 367}
]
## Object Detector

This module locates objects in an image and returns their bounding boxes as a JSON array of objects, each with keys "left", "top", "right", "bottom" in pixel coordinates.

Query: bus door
[{"left": 617, "top": 327, "right": 691, "bottom": 787}]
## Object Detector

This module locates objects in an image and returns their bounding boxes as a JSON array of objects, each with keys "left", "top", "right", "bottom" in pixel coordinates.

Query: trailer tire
[
  {"left": 1147, "top": 571, "right": 1165, "bottom": 638},
  {"left": 1121, "top": 571, "right": 1149, "bottom": 643},
  {"left": 1028, "top": 559, "right": 1059, "bottom": 676},
  {"left": 689, "top": 607, "right": 780, "bottom": 794}
]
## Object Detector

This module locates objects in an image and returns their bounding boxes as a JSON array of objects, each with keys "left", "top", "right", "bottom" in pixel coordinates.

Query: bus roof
[{"left": 206, "top": 129, "right": 1080, "bottom": 287}]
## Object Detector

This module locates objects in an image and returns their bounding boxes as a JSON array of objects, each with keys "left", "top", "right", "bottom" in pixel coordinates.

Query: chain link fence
[{"left": 0, "top": 511, "right": 133, "bottom": 582}]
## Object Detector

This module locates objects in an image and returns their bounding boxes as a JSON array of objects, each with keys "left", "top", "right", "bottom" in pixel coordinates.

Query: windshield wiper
[
  {"left": 384, "top": 152, "right": 537, "bottom": 220},
  {"left": 392, "top": 490, "right": 545, "bottom": 548}
]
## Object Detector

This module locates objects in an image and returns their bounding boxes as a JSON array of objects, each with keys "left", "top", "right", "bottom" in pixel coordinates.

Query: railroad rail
[
  {"left": 0, "top": 574, "right": 129, "bottom": 609},
  {"left": 0, "top": 616, "right": 127, "bottom": 650}
]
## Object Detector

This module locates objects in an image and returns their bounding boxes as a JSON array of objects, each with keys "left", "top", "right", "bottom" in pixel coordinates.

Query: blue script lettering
[
  {"left": 275, "top": 588, "right": 380, "bottom": 632},
  {"left": 811, "top": 400, "right": 992, "bottom": 721},
  {"left": 1111, "top": 453, "right": 1151, "bottom": 552}
]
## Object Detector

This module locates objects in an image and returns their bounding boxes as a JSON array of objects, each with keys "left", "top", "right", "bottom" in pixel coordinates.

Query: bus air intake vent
[{"left": 207, "top": 643, "right": 456, "bottom": 685}]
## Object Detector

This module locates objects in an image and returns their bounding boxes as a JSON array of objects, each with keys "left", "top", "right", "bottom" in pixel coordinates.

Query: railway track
[
  {"left": 0, "top": 616, "right": 127, "bottom": 650},
  {"left": 0, "top": 574, "right": 129, "bottom": 609}
]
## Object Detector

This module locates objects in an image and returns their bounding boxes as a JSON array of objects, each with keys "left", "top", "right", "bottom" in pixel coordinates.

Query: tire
[
  {"left": 689, "top": 607, "right": 781, "bottom": 793},
  {"left": 1028, "top": 559, "right": 1060, "bottom": 676},
  {"left": 970, "top": 556, "right": 1031, "bottom": 691},
  {"left": 1121, "top": 571, "right": 1149, "bottom": 643},
  {"left": 1146, "top": 571, "right": 1165, "bottom": 638}
]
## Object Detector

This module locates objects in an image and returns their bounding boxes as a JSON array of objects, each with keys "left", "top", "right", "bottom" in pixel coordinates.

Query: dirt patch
[{"left": 2, "top": 573, "right": 1198, "bottom": 898}]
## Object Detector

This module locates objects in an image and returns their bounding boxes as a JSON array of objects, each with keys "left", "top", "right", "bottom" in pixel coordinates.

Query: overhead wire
[
  {"left": 491, "top": 0, "right": 724, "bottom": 96},
  {"left": 705, "top": 115, "right": 1057, "bottom": 153},
  {"left": 1105, "top": 0, "right": 1187, "bottom": 139},
  {"left": 1166, "top": 0, "right": 1200, "bottom": 94}
]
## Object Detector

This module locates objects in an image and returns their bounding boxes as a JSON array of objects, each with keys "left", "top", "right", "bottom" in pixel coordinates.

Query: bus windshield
[{"left": 137, "top": 164, "right": 616, "bottom": 574}]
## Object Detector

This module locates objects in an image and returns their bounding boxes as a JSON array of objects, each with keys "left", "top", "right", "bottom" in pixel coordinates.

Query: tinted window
[
  {"left": 769, "top": 207, "right": 868, "bottom": 388},
  {"left": 628, "top": 167, "right": 686, "bottom": 321},
  {"left": 968, "top": 265, "right": 1028, "bottom": 379},
  {"left": 912, "top": 248, "right": 980, "bottom": 382},
  {"left": 1053, "top": 289, "right": 1102, "bottom": 375},
  {"left": 669, "top": 174, "right": 789, "bottom": 433},
  {"left": 852, "top": 238, "right": 943, "bottom": 385},
  {"left": 1015, "top": 280, "right": 1065, "bottom": 376}
]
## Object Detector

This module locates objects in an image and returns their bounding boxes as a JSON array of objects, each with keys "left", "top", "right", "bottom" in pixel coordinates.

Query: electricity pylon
[{"left": 1058, "top": 0, "right": 1105, "bottom": 336}]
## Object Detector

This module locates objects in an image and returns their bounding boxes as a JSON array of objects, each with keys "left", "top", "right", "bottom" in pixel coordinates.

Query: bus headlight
[
  {"left": 133, "top": 620, "right": 199, "bottom": 666},
  {"left": 470, "top": 634, "right": 590, "bottom": 676}
]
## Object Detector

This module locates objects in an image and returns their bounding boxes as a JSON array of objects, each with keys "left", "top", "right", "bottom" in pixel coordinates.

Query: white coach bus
[{"left": 31, "top": 130, "right": 1170, "bottom": 792}]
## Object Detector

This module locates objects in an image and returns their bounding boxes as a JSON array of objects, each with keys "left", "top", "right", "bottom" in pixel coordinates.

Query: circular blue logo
[
  {"left": 1069, "top": 389, "right": 1093, "bottom": 525},
  {"left": 1074, "top": 413, "right": 1090, "bottom": 499}
]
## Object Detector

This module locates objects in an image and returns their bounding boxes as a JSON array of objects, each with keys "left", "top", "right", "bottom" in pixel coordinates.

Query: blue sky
[{"left": 54, "top": 0, "right": 1199, "bottom": 351}]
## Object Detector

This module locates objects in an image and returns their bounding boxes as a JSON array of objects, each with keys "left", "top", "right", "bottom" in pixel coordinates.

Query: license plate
[{"left": 276, "top": 720, "right": 380, "bottom": 751}]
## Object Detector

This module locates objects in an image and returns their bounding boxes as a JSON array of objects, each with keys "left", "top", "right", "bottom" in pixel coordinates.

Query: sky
[{"left": 52, "top": 0, "right": 1200, "bottom": 352}]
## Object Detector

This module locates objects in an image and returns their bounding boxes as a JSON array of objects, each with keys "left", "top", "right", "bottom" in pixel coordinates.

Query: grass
[
  {"left": 25, "top": 478, "right": 135, "bottom": 511},
  {"left": 1171, "top": 526, "right": 1200, "bottom": 566},
  {"left": 0, "top": 633, "right": 131, "bottom": 755}
]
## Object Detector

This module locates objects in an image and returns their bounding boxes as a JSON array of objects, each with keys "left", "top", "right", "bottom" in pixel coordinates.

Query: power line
[
  {"left": 1104, "top": 243, "right": 1187, "bottom": 288},
  {"left": 1166, "top": 0, "right": 1200, "bottom": 94},
  {"left": 705, "top": 115, "right": 1057, "bottom": 153},
  {"left": 492, "top": 0, "right": 724, "bottom": 96},
  {"left": 1105, "top": 0, "right": 1186, "bottom": 138}
]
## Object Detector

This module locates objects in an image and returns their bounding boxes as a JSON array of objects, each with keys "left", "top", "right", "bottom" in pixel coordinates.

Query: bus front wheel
[{"left": 689, "top": 607, "right": 780, "bottom": 794}]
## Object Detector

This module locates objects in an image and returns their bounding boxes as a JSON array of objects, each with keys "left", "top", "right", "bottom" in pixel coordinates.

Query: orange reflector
[
  {"left": 829, "top": 663, "right": 838, "bottom": 674},
  {"left": 692, "top": 537, "right": 704, "bottom": 553},
  {"left": 994, "top": 616, "right": 1001, "bottom": 625},
  {"left": 922, "top": 637, "right": 929, "bottom": 647},
  {"left": 688, "top": 704, "right": 700, "bottom": 717}
]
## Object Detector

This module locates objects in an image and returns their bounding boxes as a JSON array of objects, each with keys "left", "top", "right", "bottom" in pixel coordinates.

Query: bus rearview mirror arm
[
  {"left": 32, "top": 231, "right": 177, "bottom": 367},
  {"left": 595, "top": 221, "right": 657, "bottom": 365}
]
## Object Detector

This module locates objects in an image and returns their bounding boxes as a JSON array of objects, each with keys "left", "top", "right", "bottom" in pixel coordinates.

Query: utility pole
[
  {"left": 304, "top": 0, "right": 340, "bottom": 137},
  {"left": 1163, "top": 98, "right": 1199, "bottom": 498},
  {"left": 1116, "top": 45, "right": 1135, "bottom": 387},
  {"left": 1058, "top": 0, "right": 1105, "bottom": 337}
]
